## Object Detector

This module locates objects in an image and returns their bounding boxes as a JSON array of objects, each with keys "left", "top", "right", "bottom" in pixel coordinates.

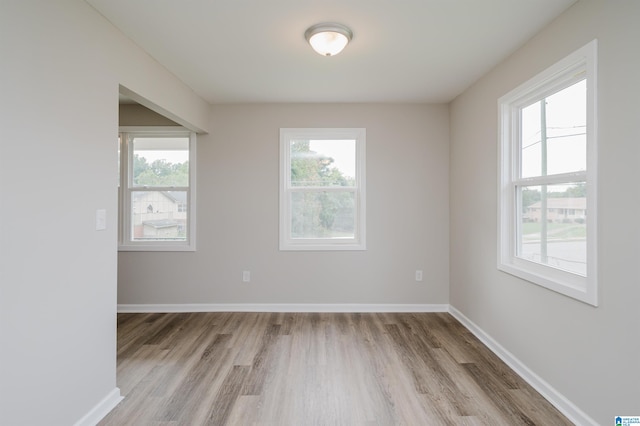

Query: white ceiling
[{"left": 88, "top": 0, "right": 577, "bottom": 104}]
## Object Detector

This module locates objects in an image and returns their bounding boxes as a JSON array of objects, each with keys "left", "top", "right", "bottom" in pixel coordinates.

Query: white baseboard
[
  {"left": 73, "top": 387, "right": 123, "bottom": 426},
  {"left": 117, "top": 303, "right": 449, "bottom": 313},
  {"left": 448, "top": 306, "right": 597, "bottom": 426}
]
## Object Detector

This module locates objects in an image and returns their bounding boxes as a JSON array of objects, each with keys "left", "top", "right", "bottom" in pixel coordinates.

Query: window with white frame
[
  {"left": 119, "top": 127, "right": 196, "bottom": 251},
  {"left": 498, "top": 40, "right": 597, "bottom": 305},
  {"left": 280, "top": 128, "right": 366, "bottom": 251}
]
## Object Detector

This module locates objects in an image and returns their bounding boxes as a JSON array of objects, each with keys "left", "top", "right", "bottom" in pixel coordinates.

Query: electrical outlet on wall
[
  {"left": 415, "top": 270, "right": 423, "bottom": 282},
  {"left": 242, "top": 270, "right": 251, "bottom": 282}
]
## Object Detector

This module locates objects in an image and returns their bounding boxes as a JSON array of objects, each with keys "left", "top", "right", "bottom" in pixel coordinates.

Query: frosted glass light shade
[{"left": 305, "top": 23, "right": 352, "bottom": 56}]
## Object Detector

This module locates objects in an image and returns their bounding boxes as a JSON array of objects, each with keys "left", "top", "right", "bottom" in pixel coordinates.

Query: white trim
[
  {"left": 118, "top": 129, "right": 197, "bottom": 252},
  {"left": 497, "top": 39, "right": 598, "bottom": 306},
  {"left": 279, "top": 128, "right": 366, "bottom": 251},
  {"left": 118, "top": 126, "right": 186, "bottom": 133},
  {"left": 73, "top": 388, "right": 123, "bottom": 426},
  {"left": 448, "top": 306, "right": 598, "bottom": 426},
  {"left": 117, "top": 303, "right": 448, "bottom": 313}
]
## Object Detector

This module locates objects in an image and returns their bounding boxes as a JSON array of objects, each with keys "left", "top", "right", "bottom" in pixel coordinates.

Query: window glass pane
[
  {"left": 518, "top": 183, "right": 586, "bottom": 275},
  {"left": 545, "top": 80, "right": 586, "bottom": 175},
  {"left": 520, "top": 80, "right": 586, "bottom": 178},
  {"left": 290, "top": 139, "right": 355, "bottom": 187},
  {"left": 131, "top": 190, "right": 187, "bottom": 241},
  {"left": 132, "top": 136, "right": 189, "bottom": 187},
  {"left": 521, "top": 102, "right": 542, "bottom": 178},
  {"left": 291, "top": 191, "right": 355, "bottom": 239}
]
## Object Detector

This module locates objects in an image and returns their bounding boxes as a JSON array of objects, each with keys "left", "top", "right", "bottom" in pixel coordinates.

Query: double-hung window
[
  {"left": 280, "top": 128, "right": 366, "bottom": 251},
  {"left": 498, "top": 40, "right": 597, "bottom": 305},
  {"left": 119, "top": 127, "right": 196, "bottom": 251}
]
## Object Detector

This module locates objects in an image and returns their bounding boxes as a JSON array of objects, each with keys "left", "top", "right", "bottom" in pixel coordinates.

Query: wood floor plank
[
  {"left": 100, "top": 312, "right": 572, "bottom": 426},
  {"left": 204, "top": 365, "right": 251, "bottom": 425},
  {"left": 462, "top": 362, "right": 536, "bottom": 425},
  {"left": 160, "top": 333, "right": 232, "bottom": 422},
  {"left": 241, "top": 323, "right": 282, "bottom": 395},
  {"left": 430, "top": 345, "right": 510, "bottom": 424},
  {"left": 508, "top": 387, "right": 574, "bottom": 426}
]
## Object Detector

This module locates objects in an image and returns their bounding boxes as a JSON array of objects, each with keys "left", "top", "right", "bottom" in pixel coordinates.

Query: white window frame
[
  {"left": 280, "top": 128, "right": 366, "bottom": 251},
  {"left": 498, "top": 40, "right": 598, "bottom": 306},
  {"left": 119, "top": 126, "right": 197, "bottom": 252}
]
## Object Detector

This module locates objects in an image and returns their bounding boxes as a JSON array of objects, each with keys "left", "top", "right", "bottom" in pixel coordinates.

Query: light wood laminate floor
[{"left": 100, "top": 312, "right": 572, "bottom": 425}]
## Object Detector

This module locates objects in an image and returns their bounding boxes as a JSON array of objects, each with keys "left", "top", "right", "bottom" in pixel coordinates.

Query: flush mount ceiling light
[{"left": 304, "top": 23, "right": 353, "bottom": 57}]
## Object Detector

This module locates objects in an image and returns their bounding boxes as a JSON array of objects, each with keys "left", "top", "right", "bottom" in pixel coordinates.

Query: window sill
[
  {"left": 118, "top": 244, "right": 196, "bottom": 252},
  {"left": 280, "top": 240, "right": 366, "bottom": 251},
  {"left": 498, "top": 260, "right": 597, "bottom": 306}
]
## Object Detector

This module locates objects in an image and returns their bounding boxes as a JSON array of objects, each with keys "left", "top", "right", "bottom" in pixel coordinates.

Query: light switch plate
[{"left": 96, "top": 209, "right": 106, "bottom": 231}]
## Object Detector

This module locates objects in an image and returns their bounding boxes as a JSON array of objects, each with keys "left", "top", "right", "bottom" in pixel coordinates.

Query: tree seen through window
[{"left": 290, "top": 139, "right": 356, "bottom": 239}]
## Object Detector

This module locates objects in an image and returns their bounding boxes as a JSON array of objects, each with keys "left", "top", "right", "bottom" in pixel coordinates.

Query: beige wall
[
  {"left": 0, "top": 1, "right": 209, "bottom": 424},
  {"left": 119, "top": 104, "right": 180, "bottom": 126},
  {"left": 450, "top": 0, "right": 640, "bottom": 423},
  {"left": 118, "top": 103, "right": 450, "bottom": 305}
]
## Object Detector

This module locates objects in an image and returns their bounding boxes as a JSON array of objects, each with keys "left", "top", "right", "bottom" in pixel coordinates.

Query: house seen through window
[{"left": 119, "top": 128, "right": 196, "bottom": 251}]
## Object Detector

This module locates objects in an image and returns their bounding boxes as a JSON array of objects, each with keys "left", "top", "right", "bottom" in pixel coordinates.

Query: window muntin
[
  {"left": 280, "top": 128, "right": 365, "bottom": 251},
  {"left": 119, "top": 128, "right": 196, "bottom": 251},
  {"left": 498, "top": 40, "right": 597, "bottom": 305}
]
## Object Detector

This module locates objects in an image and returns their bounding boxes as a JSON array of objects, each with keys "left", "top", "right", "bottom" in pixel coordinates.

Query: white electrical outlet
[
  {"left": 242, "top": 271, "right": 251, "bottom": 282},
  {"left": 415, "top": 270, "right": 423, "bottom": 282}
]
